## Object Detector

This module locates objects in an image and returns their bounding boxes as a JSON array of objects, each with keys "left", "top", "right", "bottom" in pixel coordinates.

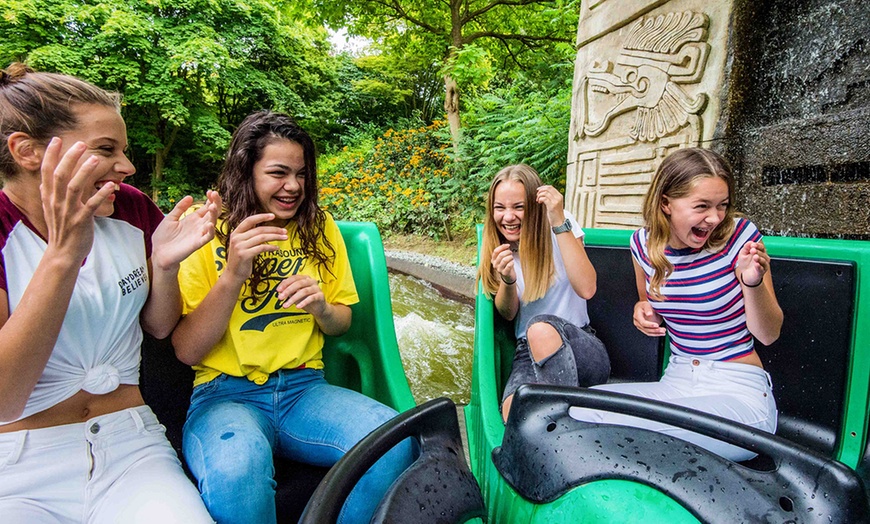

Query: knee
[
  {"left": 501, "top": 394, "right": 514, "bottom": 423},
  {"left": 526, "top": 322, "right": 562, "bottom": 362},
  {"left": 185, "top": 426, "right": 274, "bottom": 483}
]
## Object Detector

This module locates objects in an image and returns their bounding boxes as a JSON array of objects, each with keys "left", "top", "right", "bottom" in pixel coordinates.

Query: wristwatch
[{"left": 552, "top": 218, "right": 572, "bottom": 234}]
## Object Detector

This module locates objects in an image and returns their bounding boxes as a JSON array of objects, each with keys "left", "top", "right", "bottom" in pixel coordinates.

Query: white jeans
[
  {"left": 0, "top": 405, "right": 213, "bottom": 523},
  {"left": 569, "top": 355, "right": 778, "bottom": 461}
]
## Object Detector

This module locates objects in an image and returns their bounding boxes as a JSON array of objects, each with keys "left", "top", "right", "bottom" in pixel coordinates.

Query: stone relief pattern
[{"left": 568, "top": 11, "right": 711, "bottom": 228}]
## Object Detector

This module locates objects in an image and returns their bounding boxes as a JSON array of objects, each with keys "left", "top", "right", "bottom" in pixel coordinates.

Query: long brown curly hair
[{"left": 216, "top": 110, "right": 334, "bottom": 299}]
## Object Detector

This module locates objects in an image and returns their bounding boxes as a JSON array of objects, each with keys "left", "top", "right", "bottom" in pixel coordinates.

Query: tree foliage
[
  {"left": 314, "top": 0, "right": 579, "bottom": 147},
  {"left": 1, "top": 0, "right": 337, "bottom": 204}
]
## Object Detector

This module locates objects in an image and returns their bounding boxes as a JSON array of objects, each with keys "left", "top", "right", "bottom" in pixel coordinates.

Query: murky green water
[{"left": 389, "top": 272, "right": 474, "bottom": 405}]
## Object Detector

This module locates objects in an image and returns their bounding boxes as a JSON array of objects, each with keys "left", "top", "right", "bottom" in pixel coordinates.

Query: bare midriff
[
  {"left": 0, "top": 385, "right": 145, "bottom": 433},
  {"left": 728, "top": 350, "right": 764, "bottom": 369}
]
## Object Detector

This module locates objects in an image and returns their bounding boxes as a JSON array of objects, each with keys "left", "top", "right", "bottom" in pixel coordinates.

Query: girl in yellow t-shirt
[{"left": 173, "top": 110, "right": 412, "bottom": 524}]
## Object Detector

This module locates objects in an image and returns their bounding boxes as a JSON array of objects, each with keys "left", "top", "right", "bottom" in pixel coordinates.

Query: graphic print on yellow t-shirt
[{"left": 178, "top": 214, "right": 359, "bottom": 386}]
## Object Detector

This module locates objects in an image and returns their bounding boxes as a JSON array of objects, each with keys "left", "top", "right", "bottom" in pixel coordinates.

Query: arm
[
  {"left": 0, "top": 139, "right": 116, "bottom": 420},
  {"left": 490, "top": 243, "right": 520, "bottom": 321},
  {"left": 632, "top": 258, "right": 666, "bottom": 337},
  {"left": 556, "top": 234, "right": 596, "bottom": 299},
  {"left": 171, "top": 213, "right": 289, "bottom": 366},
  {"left": 140, "top": 192, "right": 220, "bottom": 339},
  {"left": 736, "top": 240, "right": 783, "bottom": 345},
  {"left": 536, "top": 186, "right": 595, "bottom": 299}
]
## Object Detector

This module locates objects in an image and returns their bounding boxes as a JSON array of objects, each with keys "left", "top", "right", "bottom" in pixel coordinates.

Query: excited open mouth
[{"left": 274, "top": 195, "right": 299, "bottom": 209}]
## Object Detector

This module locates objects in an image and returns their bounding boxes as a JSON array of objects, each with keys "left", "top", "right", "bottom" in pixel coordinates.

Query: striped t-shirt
[{"left": 630, "top": 218, "right": 763, "bottom": 361}]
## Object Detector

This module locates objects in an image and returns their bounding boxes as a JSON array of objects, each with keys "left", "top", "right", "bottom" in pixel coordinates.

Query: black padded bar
[
  {"left": 493, "top": 385, "right": 868, "bottom": 523},
  {"left": 300, "top": 397, "right": 485, "bottom": 524}
]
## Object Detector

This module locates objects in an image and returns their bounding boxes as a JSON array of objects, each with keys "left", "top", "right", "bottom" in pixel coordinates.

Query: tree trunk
[
  {"left": 152, "top": 149, "right": 164, "bottom": 203},
  {"left": 444, "top": 74, "right": 462, "bottom": 153},
  {"left": 151, "top": 124, "right": 180, "bottom": 204}
]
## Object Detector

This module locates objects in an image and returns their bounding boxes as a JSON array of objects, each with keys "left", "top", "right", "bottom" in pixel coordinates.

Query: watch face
[{"left": 554, "top": 219, "right": 571, "bottom": 233}]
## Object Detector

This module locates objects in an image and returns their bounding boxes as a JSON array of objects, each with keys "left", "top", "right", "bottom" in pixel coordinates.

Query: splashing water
[{"left": 389, "top": 273, "right": 474, "bottom": 404}]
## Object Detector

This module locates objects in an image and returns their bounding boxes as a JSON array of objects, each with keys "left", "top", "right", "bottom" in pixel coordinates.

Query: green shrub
[{"left": 319, "top": 121, "right": 458, "bottom": 239}]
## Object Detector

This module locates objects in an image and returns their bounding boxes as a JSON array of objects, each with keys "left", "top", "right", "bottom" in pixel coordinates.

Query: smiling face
[
  {"left": 492, "top": 179, "right": 526, "bottom": 243},
  {"left": 662, "top": 175, "right": 730, "bottom": 250},
  {"left": 56, "top": 104, "right": 135, "bottom": 216},
  {"left": 253, "top": 138, "right": 306, "bottom": 226}
]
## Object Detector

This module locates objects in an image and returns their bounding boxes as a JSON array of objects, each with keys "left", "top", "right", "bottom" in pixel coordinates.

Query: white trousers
[
  {"left": 0, "top": 405, "right": 213, "bottom": 523},
  {"left": 569, "top": 355, "right": 778, "bottom": 461}
]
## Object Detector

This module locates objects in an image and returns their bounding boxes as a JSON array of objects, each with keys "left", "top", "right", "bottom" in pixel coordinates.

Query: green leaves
[
  {"left": 441, "top": 45, "right": 493, "bottom": 92},
  {"left": 2, "top": 0, "right": 341, "bottom": 206}
]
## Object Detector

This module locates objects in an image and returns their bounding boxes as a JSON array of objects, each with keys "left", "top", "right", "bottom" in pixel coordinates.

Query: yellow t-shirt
[{"left": 178, "top": 213, "right": 359, "bottom": 386}]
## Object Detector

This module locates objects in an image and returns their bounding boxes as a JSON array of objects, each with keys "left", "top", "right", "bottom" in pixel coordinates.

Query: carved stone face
[
  {"left": 584, "top": 60, "right": 671, "bottom": 138},
  {"left": 575, "top": 12, "right": 711, "bottom": 143}
]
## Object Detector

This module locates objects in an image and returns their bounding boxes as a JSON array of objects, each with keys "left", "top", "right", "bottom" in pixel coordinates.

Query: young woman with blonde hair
[
  {"left": 478, "top": 164, "right": 610, "bottom": 422},
  {"left": 570, "top": 147, "right": 783, "bottom": 461},
  {"left": 0, "top": 63, "right": 217, "bottom": 522}
]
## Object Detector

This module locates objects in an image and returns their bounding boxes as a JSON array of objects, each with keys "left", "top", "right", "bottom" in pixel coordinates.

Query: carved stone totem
[{"left": 567, "top": 0, "right": 870, "bottom": 237}]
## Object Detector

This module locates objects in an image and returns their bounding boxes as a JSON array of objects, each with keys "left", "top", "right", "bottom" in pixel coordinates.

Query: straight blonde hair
[
  {"left": 477, "top": 164, "right": 554, "bottom": 302},
  {"left": 643, "top": 147, "right": 737, "bottom": 299}
]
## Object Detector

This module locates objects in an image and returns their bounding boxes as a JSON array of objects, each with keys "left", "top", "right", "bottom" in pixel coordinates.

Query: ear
[
  {"left": 660, "top": 195, "right": 671, "bottom": 217},
  {"left": 7, "top": 132, "right": 44, "bottom": 173}
]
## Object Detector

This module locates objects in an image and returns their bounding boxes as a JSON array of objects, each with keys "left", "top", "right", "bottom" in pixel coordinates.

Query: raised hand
[
  {"left": 276, "top": 275, "right": 326, "bottom": 316},
  {"left": 224, "top": 213, "right": 289, "bottom": 281},
  {"left": 151, "top": 190, "right": 221, "bottom": 271},
  {"left": 736, "top": 241, "right": 770, "bottom": 288},
  {"left": 633, "top": 301, "right": 666, "bottom": 337},
  {"left": 491, "top": 243, "right": 517, "bottom": 283},
  {"left": 40, "top": 138, "right": 115, "bottom": 264},
  {"left": 535, "top": 185, "right": 566, "bottom": 227}
]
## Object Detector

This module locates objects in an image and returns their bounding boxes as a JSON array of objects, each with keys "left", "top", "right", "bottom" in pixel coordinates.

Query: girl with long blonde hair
[
  {"left": 478, "top": 164, "right": 610, "bottom": 422},
  {"left": 571, "top": 147, "right": 784, "bottom": 461}
]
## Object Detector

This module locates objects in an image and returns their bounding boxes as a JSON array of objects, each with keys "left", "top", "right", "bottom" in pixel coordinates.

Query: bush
[{"left": 319, "top": 121, "right": 459, "bottom": 239}]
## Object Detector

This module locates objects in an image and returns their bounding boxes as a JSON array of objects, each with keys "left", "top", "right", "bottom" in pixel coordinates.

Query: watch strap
[{"left": 552, "top": 218, "right": 572, "bottom": 234}]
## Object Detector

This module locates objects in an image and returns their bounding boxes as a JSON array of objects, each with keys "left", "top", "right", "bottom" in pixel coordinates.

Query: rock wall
[{"left": 567, "top": 0, "right": 870, "bottom": 238}]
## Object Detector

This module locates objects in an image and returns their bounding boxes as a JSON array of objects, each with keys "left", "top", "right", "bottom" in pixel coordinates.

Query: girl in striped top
[{"left": 570, "top": 147, "right": 783, "bottom": 461}]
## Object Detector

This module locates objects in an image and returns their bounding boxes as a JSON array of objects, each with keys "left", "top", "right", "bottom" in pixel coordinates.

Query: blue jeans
[{"left": 182, "top": 368, "right": 413, "bottom": 524}]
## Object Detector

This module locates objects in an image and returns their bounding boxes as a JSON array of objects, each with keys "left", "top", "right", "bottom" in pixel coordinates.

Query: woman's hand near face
[
  {"left": 224, "top": 213, "right": 288, "bottom": 282},
  {"left": 491, "top": 243, "right": 516, "bottom": 282},
  {"left": 535, "top": 185, "right": 566, "bottom": 227},
  {"left": 151, "top": 190, "right": 221, "bottom": 271},
  {"left": 736, "top": 241, "right": 769, "bottom": 287},
  {"left": 143, "top": 191, "right": 223, "bottom": 338},
  {"left": 736, "top": 240, "right": 783, "bottom": 345},
  {"left": 491, "top": 243, "right": 520, "bottom": 320},
  {"left": 40, "top": 138, "right": 115, "bottom": 263}
]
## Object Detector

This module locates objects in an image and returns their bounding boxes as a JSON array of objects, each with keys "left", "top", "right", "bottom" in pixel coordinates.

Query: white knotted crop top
[{"left": 0, "top": 184, "right": 163, "bottom": 424}]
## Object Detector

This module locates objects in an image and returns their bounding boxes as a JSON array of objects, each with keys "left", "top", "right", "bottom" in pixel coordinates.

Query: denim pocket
[
  {"left": 187, "top": 374, "right": 228, "bottom": 417},
  {"left": 191, "top": 374, "right": 225, "bottom": 398}
]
